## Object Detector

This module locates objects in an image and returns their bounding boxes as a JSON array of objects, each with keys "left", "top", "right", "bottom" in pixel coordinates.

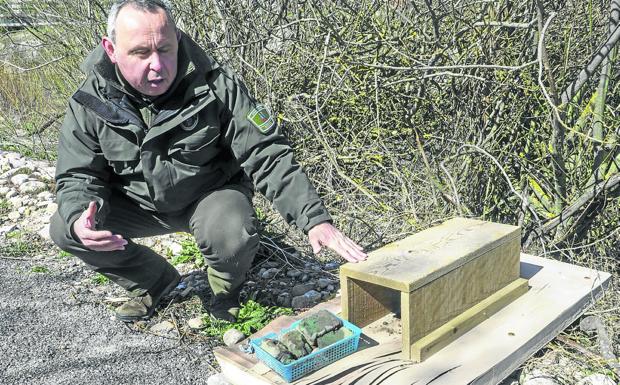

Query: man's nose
[{"left": 150, "top": 53, "right": 162, "bottom": 72}]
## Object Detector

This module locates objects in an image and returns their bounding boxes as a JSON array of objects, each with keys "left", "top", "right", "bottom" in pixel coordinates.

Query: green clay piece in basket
[
  {"left": 259, "top": 338, "right": 296, "bottom": 364},
  {"left": 280, "top": 329, "right": 312, "bottom": 359},
  {"left": 316, "top": 327, "right": 353, "bottom": 349},
  {"left": 297, "top": 309, "right": 343, "bottom": 346}
]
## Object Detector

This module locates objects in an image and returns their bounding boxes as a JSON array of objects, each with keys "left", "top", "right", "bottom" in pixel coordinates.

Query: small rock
[
  {"left": 521, "top": 370, "right": 561, "bottom": 385},
  {"left": 165, "top": 241, "right": 183, "bottom": 256},
  {"left": 10, "top": 174, "right": 30, "bottom": 186},
  {"left": 5, "top": 189, "right": 18, "bottom": 199},
  {"left": 576, "top": 374, "right": 616, "bottom": 385},
  {"left": 0, "top": 186, "right": 9, "bottom": 196},
  {"left": 0, "top": 224, "right": 17, "bottom": 236},
  {"left": 19, "top": 181, "right": 48, "bottom": 195},
  {"left": 206, "top": 373, "right": 232, "bottom": 385},
  {"left": 8, "top": 211, "right": 20, "bottom": 221},
  {"left": 38, "top": 224, "right": 51, "bottom": 240},
  {"left": 8, "top": 196, "right": 22, "bottom": 207},
  {"left": 17, "top": 206, "right": 26, "bottom": 215},
  {"left": 37, "top": 191, "right": 54, "bottom": 201},
  {"left": 277, "top": 292, "right": 291, "bottom": 307},
  {"left": 150, "top": 320, "right": 175, "bottom": 334},
  {"left": 317, "top": 278, "right": 332, "bottom": 289},
  {"left": 326, "top": 284, "right": 335, "bottom": 292},
  {"left": 300, "top": 274, "right": 310, "bottom": 283},
  {"left": 187, "top": 317, "right": 204, "bottom": 330},
  {"left": 286, "top": 270, "right": 302, "bottom": 278},
  {"left": 291, "top": 290, "right": 322, "bottom": 309},
  {"left": 291, "top": 295, "right": 311, "bottom": 309},
  {"left": 324, "top": 262, "right": 340, "bottom": 270},
  {"left": 0, "top": 167, "right": 23, "bottom": 180},
  {"left": 291, "top": 283, "right": 315, "bottom": 297},
  {"left": 223, "top": 328, "right": 245, "bottom": 347},
  {"left": 321, "top": 291, "right": 332, "bottom": 300},
  {"left": 261, "top": 268, "right": 279, "bottom": 279},
  {"left": 245, "top": 280, "right": 257, "bottom": 287}
]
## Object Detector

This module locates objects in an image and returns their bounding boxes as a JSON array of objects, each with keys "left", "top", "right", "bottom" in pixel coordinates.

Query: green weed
[
  {"left": 31, "top": 266, "right": 50, "bottom": 273},
  {"left": 200, "top": 300, "right": 293, "bottom": 337},
  {"left": 91, "top": 273, "right": 110, "bottom": 285},
  {"left": 0, "top": 199, "right": 10, "bottom": 216},
  {"left": 56, "top": 250, "right": 72, "bottom": 259},
  {"left": 169, "top": 235, "right": 204, "bottom": 267}
]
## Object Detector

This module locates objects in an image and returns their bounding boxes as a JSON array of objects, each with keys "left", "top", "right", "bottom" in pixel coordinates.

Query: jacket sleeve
[
  {"left": 214, "top": 68, "right": 332, "bottom": 233},
  {"left": 55, "top": 98, "right": 112, "bottom": 233}
]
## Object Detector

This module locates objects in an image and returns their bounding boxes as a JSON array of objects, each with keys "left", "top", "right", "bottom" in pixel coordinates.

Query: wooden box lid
[{"left": 340, "top": 217, "right": 520, "bottom": 293}]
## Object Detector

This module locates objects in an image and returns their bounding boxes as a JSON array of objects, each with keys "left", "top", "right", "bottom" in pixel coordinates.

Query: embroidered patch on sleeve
[{"left": 247, "top": 104, "right": 276, "bottom": 134}]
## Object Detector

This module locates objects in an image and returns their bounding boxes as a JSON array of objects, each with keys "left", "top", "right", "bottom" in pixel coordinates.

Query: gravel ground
[{"left": 0, "top": 255, "right": 218, "bottom": 385}]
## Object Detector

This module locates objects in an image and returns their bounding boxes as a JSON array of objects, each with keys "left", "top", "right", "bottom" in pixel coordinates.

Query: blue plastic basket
[{"left": 250, "top": 312, "right": 361, "bottom": 382}]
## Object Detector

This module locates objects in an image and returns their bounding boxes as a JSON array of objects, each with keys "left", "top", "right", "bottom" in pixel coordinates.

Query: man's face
[{"left": 102, "top": 5, "right": 178, "bottom": 97}]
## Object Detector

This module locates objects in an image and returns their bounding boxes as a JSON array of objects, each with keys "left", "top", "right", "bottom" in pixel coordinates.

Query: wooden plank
[
  {"left": 215, "top": 254, "right": 611, "bottom": 385},
  {"left": 403, "top": 236, "right": 521, "bottom": 346},
  {"left": 340, "top": 217, "right": 520, "bottom": 292},
  {"left": 410, "top": 278, "right": 529, "bottom": 361}
]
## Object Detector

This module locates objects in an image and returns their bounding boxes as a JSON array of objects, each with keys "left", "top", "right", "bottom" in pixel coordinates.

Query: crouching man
[{"left": 50, "top": 0, "right": 366, "bottom": 323}]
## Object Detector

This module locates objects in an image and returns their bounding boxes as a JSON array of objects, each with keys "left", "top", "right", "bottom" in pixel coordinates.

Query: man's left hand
[{"left": 308, "top": 222, "right": 367, "bottom": 263}]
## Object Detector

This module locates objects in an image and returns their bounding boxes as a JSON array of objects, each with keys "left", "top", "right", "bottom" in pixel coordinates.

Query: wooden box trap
[{"left": 340, "top": 217, "right": 528, "bottom": 361}]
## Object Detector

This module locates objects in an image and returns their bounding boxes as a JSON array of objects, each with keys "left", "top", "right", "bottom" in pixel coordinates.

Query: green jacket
[{"left": 55, "top": 32, "right": 331, "bottom": 233}]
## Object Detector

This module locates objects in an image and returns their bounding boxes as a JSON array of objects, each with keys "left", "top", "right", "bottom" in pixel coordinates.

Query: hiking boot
[
  {"left": 209, "top": 293, "right": 241, "bottom": 322},
  {"left": 115, "top": 289, "right": 156, "bottom": 322},
  {"left": 115, "top": 277, "right": 180, "bottom": 322}
]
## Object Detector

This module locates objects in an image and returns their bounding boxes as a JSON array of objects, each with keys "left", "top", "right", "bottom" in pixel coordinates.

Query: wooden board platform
[{"left": 215, "top": 254, "right": 611, "bottom": 385}]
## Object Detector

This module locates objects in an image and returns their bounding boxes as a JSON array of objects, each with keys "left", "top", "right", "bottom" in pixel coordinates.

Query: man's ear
[{"left": 102, "top": 37, "right": 117, "bottom": 64}]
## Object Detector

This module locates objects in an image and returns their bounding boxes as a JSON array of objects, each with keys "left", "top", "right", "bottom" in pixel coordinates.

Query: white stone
[
  {"left": 0, "top": 186, "right": 9, "bottom": 196},
  {"left": 10, "top": 174, "right": 30, "bottom": 186},
  {"left": 37, "top": 191, "right": 54, "bottom": 201},
  {"left": 8, "top": 211, "right": 20, "bottom": 221},
  {"left": 0, "top": 158, "right": 9, "bottom": 172},
  {"left": 9, "top": 157, "right": 26, "bottom": 169},
  {"left": 41, "top": 166, "right": 56, "bottom": 179},
  {"left": 38, "top": 224, "right": 51, "bottom": 240},
  {"left": 0, "top": 224, "right": 17, "bottom": 236},
  {"left": 165, "top": 241, "right": 183, "bottom": 256},
  {"left": 150, "top": 321, "right": 175, "bottom": 334},
  {"left": 223, "top": 328, "right": 246, "bottom": 347},
  {"left": 206, "top": 373, "right": 232, "bottom": 385},
  {"left": 46, "top": 202, "right": 58, "bottom": 214},
  {"left": 18, "top": 206, "right": 26, "bottom": 214},
  {"left": 521, "top": 370, "right": 561, "bottom": 385},
  {"left": 0, "top": 168, "right": 22, "bottom": 180},
  {"left": 19, "top": 181, "right": 48, "bottom": 195},
  {"left": 187, "top": 317, "right": 204, "bottom": 330},
  {"left": 576, "top": 374, "right": 616, "bottom": 385},
  {"left": 5, "top": 189, "right": 18, "bottom": 199},
  {"left": 8, "top": 196, "right": 23, "bottom": 208}
]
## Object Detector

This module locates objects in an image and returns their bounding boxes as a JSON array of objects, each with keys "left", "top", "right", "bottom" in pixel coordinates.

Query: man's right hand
[{"left": 72, "top": 201, "right": 127, "bottom": 251}]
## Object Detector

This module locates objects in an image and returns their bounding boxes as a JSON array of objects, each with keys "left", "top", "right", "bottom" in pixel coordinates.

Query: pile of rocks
[
  {"left": 247, "top": 260, "right": 340, "bottom": 310},
  {"left": 0, "top": 151, "right": 57, "bottom": 238}
]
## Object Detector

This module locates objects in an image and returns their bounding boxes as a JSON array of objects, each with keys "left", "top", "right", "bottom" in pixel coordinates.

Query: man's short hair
[{"left": 107, "top": 0, "right": 175, "bottom": 42}]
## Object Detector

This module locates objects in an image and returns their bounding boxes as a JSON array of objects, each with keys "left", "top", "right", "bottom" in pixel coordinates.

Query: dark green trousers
[{"left": 50, "top": 184, "right": 259, "bottom": 299}]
